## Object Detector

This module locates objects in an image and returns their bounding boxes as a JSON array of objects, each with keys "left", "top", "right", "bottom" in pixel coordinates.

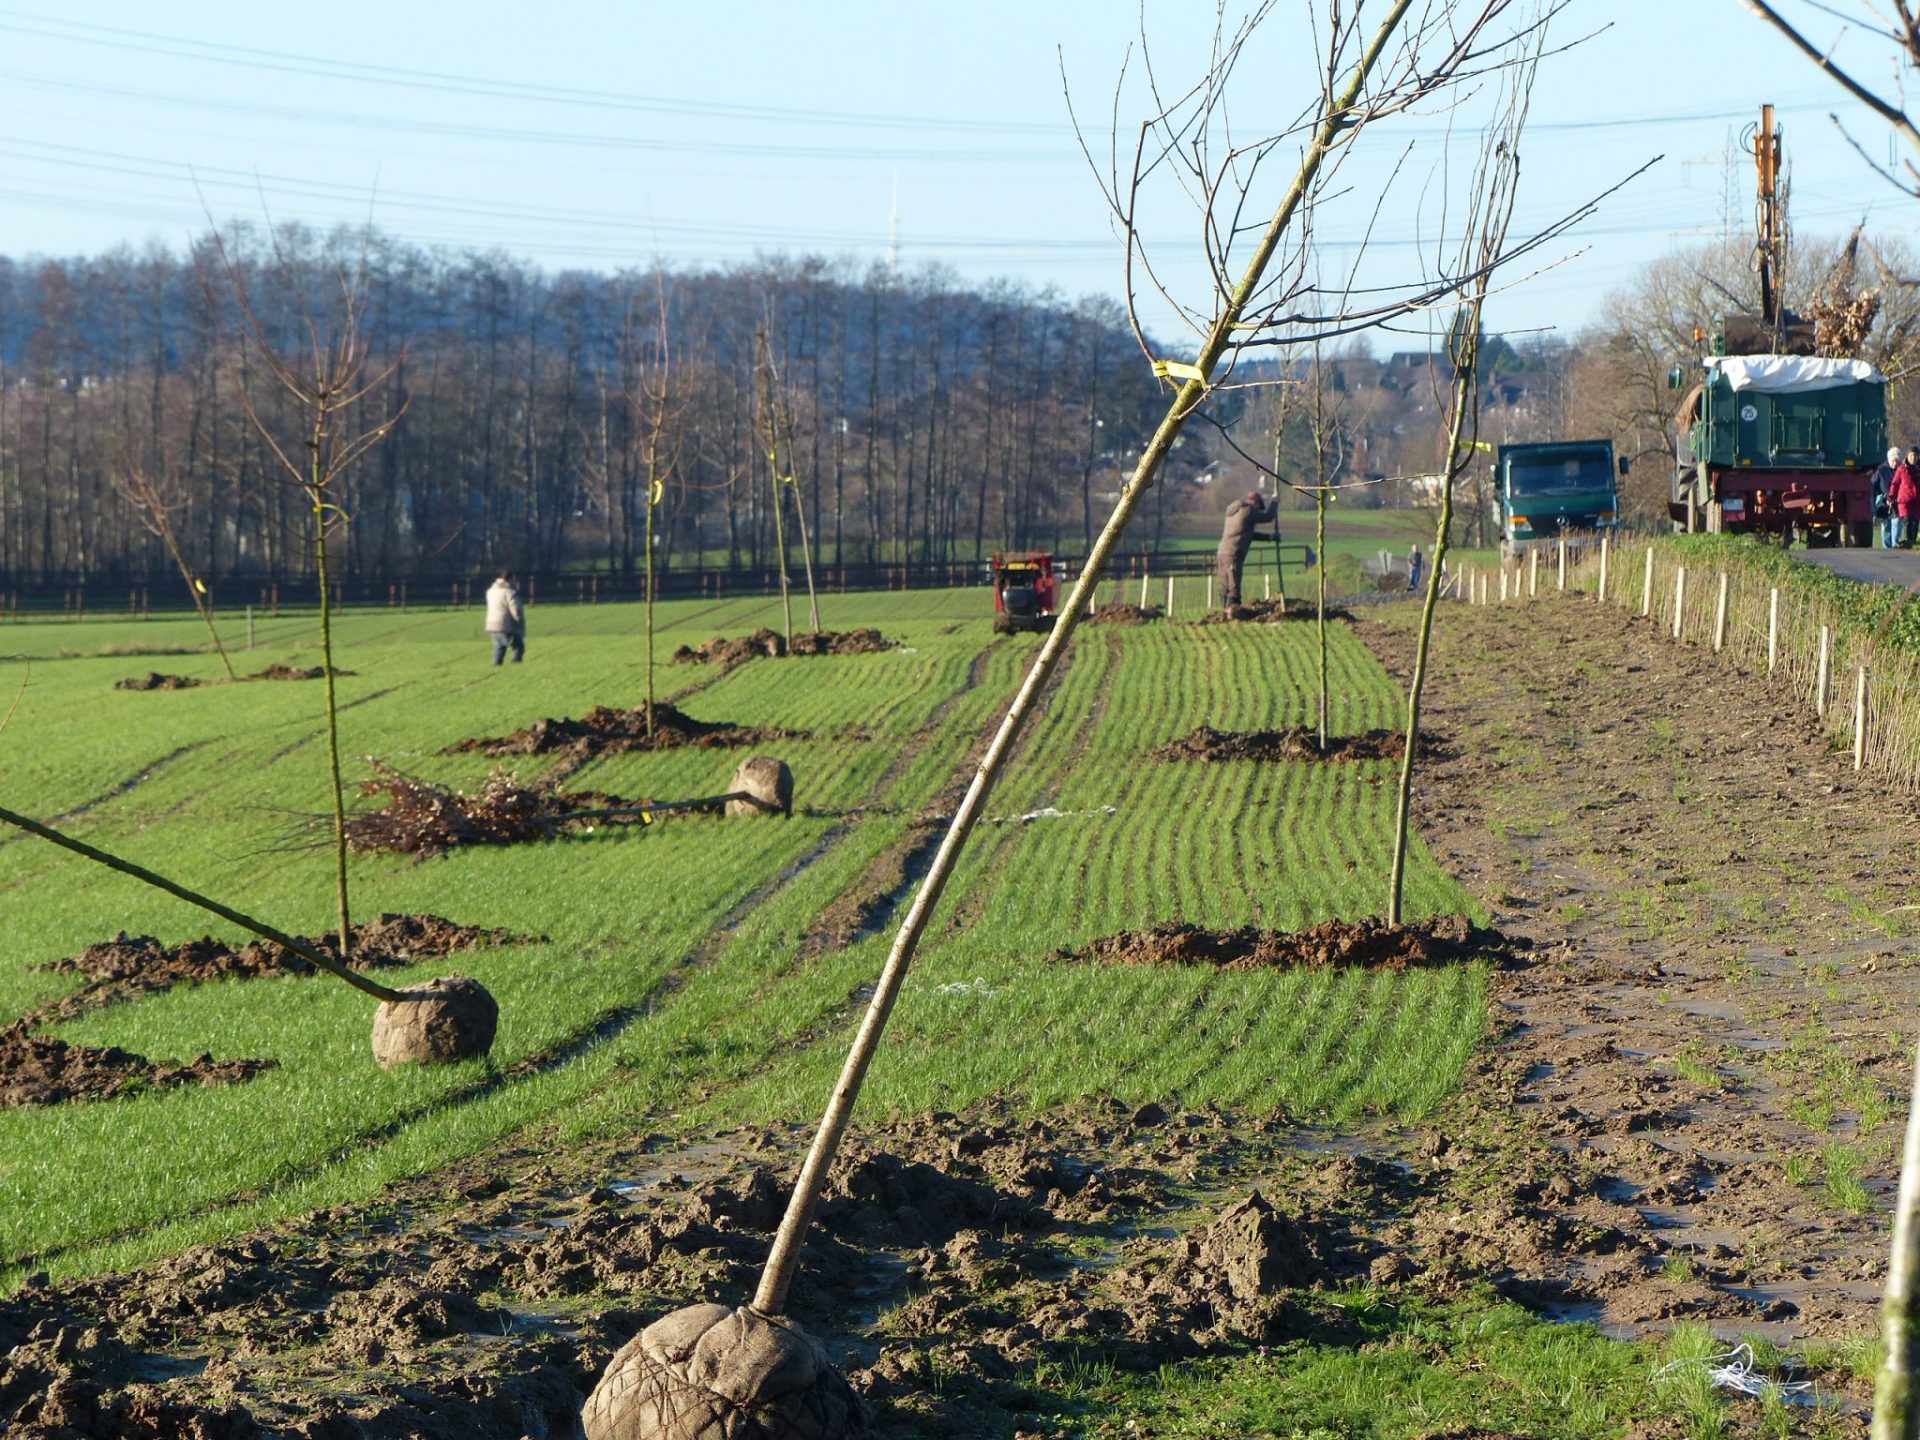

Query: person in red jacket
[{"left": 1897, "top": 451, "right": 1920, "bottom": 549}]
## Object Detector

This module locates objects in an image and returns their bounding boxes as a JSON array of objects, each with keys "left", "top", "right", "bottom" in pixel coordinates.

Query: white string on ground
[
  {"left": 932, "top": 978, "right": 993, "bottom": 996},
  {"left": 1652, "top": 1344, "right": 1814, "bottom": 1402},
  {"left": 982, "top": 804, "right": 1119, "bottom": 824}
]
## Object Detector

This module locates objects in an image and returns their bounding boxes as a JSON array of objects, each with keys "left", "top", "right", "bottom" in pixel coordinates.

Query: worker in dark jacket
[
  {"left": 1873, "top": 446, "right": 1901, "bottom": 548},
  {"left": 1216, "top": 490, "right": 1277, "bottom": 606}
]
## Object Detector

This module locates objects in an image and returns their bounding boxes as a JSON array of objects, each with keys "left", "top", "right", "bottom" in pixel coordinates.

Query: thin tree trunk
[
  {"left": 1316, "top": 485, "right": 1329, "bottom": 751},
  {"left": 311, "top": 463, "right": 353, "bottom": 965},
  {"left": 751, "top": 0, "right": 1416, "bottom": 1317}
]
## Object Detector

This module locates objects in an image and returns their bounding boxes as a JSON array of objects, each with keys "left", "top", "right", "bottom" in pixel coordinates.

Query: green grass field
[
  {"left": 0, "top": 587, "right": 1476, "bottom": 1278},
  {"left": 0, "top": 586, "right": 1773, "bottom": 1438}
]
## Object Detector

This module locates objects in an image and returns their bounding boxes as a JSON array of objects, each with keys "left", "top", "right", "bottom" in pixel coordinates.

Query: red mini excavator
[{"left": 989, "top": 551, "right": 1057, "bottom": 634}]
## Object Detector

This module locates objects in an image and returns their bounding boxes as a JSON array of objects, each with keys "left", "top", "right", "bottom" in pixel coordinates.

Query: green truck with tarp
[
  {"left": 1668, "top": 351, "right": 1887, "bottom": 546},
  {"left": 1496, "top": 439, "right": 1624, "bottom": 561}
]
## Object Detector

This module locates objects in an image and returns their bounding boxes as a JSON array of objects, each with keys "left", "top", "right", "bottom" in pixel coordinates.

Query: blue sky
[{"left": 1, "top": 2, "right": 1914, "bottom": 346}]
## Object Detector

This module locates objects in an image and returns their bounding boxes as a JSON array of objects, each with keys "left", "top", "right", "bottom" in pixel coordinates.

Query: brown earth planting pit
[
  {"left": 114, "top": 665, "right": 347, "bottom": 691},
  {"left": 2, "top": 913, "right": 521, "bottom": 1110},
  {"left": 671, "top": 628, "right": 897, "bottom": 665},
  {"left": 1193, "top": 599, "right": 1352, "bottom": 625},
  {"left": 0, "top": 1021, "right": 275, "bottom": 1108},
  {"left": 25, "top": 912, "right": 522, "bottom": 1028},
  {"left": 1063, "top": 914, "right": 1521, "bottom": 972},
  {"left": 1149, "top": 724, "right": 1419, "bottom": 763},
  {"left": 1084, "top": 602, "right": 1164, "bottom": 625},
  {"left": 446, "top": 701, "right": 803, "bottom": 761}
]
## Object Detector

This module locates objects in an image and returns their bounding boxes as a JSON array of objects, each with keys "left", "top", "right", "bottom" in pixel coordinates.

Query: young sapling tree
[
  {"left": 202, "top": 219, "right": 496, "bottom": 1064},
  {"left": 582, "top": 5, "right": 1596, "bottom": 1437},
  {"left": 112, "top": 455, "right": 238, "bottom": 680},
  {"left": 1386, "top": 43, "right": 1536, "bottom": 926}
]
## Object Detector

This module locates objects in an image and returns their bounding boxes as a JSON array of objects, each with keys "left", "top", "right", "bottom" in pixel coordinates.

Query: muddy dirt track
[
  {"left": 2, "top": 601, "right": 1910, "bottom": 1434},
  {"left": 1359, "top": 597, "right": 1916, "bottom": 1341}
]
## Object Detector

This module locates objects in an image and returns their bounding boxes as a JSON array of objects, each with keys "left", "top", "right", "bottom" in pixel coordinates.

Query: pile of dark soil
[
  {"left": 0, "top": 1020, "right": 275, "bottom": 1108},
  {"left": 672, "top": 628, "right": 897, "bottom": 665},
  {"left": 113, "top": 672, "right": 206, "bottom": 691},
  {"left": 1064, "top": 914, "right": 1521, "bottom": 972},
  {"left": 1085, "top": 603, "right": 1164, "bottom": 625},
  {"left": 793, "top": 628, "right": 895, "bottom": 657},
  {"left": 1149, "top": 724, "right": 1413, "bottom": 763},
  {"left": 446, "top": 701, "right": 801, "bottom": 759},
  {"left": 346, "top": 763, "right": 638, "bottom": 856},
  {"left": 29, "top": 912, "right": 521, "bottom": 1026},
  {"left": 672, "top": 629, "right": 787, "bottom": 665},
  {"left": 1194, "top": 599, "right": 1352, "bottom": 625},
  {"left": 115, "top": 665, "right": 343, "bottom": 691}
]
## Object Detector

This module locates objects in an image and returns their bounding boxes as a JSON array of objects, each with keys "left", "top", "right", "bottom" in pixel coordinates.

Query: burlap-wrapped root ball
[
  {"left": 369, "top": 975, "right": 499, "bottom": 1068},
  {"left": 584, "top": 1303, "right": 869, "bottom": 1440},
  {"left": 726, "top": 756, "right": 794, "bottom": 818}
]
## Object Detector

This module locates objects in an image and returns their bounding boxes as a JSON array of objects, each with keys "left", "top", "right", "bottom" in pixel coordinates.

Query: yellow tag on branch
[
  {"left": 1151, "top": 359, "right": 1208, "bottom": 384},
  {"left": 650, "top": 480, "right": 664, "bottom": 506}
]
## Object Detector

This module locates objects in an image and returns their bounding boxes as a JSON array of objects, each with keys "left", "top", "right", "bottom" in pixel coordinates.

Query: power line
[
  {"left": 0, "top": 69, "right": 1074, "bottom": 166},
  {"left": 0, "top": 8, "right": 1070, "bottom": 136}
]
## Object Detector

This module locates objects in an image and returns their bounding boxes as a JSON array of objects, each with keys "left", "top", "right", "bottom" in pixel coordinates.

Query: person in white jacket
[{"left": 484, "top": 572, "right": 525, "bottom": 665}]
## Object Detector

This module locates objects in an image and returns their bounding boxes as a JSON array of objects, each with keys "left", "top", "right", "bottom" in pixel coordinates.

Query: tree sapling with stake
[{"left": 581, "top": 5, "right": 1609, "bottom": 1437}]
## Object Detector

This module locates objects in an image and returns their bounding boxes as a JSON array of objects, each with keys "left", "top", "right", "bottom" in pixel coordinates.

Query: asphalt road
[{"left": 1797, "top": 548, "right": 1920, "bottom": 588}]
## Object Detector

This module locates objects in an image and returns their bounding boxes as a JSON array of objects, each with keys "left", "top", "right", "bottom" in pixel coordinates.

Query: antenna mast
[
  {"left": 1753, "top": 103, "right": 1781, "bottom": 334},
  {"left": 885, "top": 173, "right": 900, "bottom": 272}
]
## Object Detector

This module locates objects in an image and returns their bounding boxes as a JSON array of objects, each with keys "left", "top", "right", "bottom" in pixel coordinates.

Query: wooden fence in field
[{"left": 1452, "top": 535, "right": 1920, "bottom": 789}]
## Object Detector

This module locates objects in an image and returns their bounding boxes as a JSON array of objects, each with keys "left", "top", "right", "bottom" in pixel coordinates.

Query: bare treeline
[{"left": 0, "top": 224, "right": 1172, "bottom": 589}]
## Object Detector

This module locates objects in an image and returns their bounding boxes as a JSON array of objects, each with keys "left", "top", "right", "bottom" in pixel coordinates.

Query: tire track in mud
[
  {"left": 9, "top": 638, "right": 1008, "bottom": 1273},
  {"left": 759, "top": 633, "right": 1117, "bottom": 1080},
  {"left": 794, "top": 636, "right": 1068, "bottom": 959},
  {"left": 931, "top": 630, "right": 1120, "bottom": 936},
  {"left": 0, "top": 742, "right": 213, "bottom": 853},
  {"left": 1356, "top": 600, "right": 1919, "bottom": 1338}
]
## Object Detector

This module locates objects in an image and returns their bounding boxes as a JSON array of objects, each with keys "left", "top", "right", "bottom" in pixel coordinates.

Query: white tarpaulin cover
[{"left": 1712, "top": 355, "right": 1884, "bottom": 393}]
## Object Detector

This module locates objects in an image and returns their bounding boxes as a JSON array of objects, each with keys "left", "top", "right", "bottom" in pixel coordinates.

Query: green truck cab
[{"left": 1496, "top": 440, "right": 1624, "bottom": 561}]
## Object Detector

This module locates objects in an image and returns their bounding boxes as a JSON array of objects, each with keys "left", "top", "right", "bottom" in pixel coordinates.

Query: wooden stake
[
  {"left": 1768, "top": 588, "right": 1779, "bottom": 673},
  {"left": 1264, "top": 572, "right": 1271, "bottom": 601},
  {"left": 1713, "top": 571, "right": 1729, "bottom": 652},
  {"left": 1139, "top": 573, "right": 1149, "bottom": 608},
  {"left": 1875, "top": 1031, "right": 1920, "bottom": 1439},
  {"left": 1528, "top": 548, "right": 1538, "bottom": 597},
  {"left": 1598, "top": 535, "right": 1610, "bottom": 605},
  {"left": 1817, "top": 624, "right": 1832, "bottom": 717},
  {"left": 0, "top": 805, "right": 403, "bottom": 1003},
  {"left": 1856, "top": 665, "right": 1870, "bottom": 772},
  {"left": 1206, "top": 574, "right": 1214, "bottom": 609},
  {"left": 1500, "top": 568, "right": 1509, "bottom": 602},
  {"left": 1642, "top": 547, "right": 1655, "bottom": 617},
  {"left": 1166, "top": 574, "right": 1175, "bottom": 618},
  {"left": 1556, "top": 537, "right": 1566, "bottom": 591},
  {"left": 1672, "top": 564, "right": 1686, "bottom": 641}
]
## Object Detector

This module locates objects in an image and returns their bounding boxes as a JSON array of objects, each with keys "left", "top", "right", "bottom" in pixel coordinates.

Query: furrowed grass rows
[
  {"left": 0, "top": 594, "right": 998, "bottom": 1270},
  {"left": 2, "top": 596, "right": 1485, "bottom": 1278},
  {"left": 702, "top": 615, "right": 1483, "bottom": 1127}
]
